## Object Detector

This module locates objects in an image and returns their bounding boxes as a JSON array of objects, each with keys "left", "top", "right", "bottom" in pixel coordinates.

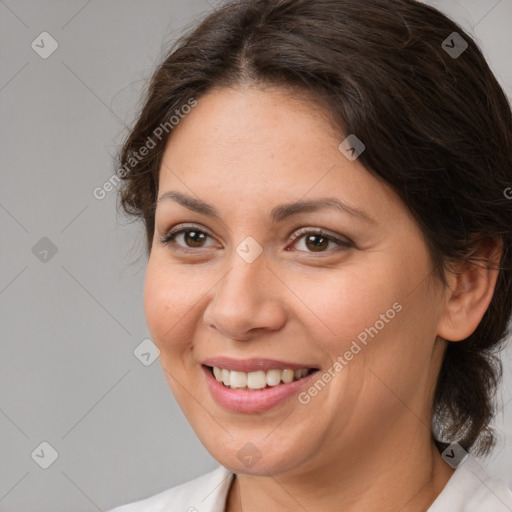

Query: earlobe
[{"left": 437, "top": 238, "right": 502, "bottom": 342}]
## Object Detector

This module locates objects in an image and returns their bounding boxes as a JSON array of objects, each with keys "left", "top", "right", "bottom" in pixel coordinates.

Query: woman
[{"left": 108, "top": 0, "right": 512, "bottom": 510}]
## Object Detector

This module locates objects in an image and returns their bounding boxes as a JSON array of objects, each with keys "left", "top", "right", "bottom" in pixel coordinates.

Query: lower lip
[{"left": 202, "top": 365, "right": 319, "bottom": 414}]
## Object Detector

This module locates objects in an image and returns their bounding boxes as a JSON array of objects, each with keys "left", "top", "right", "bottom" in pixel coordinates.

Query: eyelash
[{"left": 159, "top": 224, "right": 353, "bottom": 255}]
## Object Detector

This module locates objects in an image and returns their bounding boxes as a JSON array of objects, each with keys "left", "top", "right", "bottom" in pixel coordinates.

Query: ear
[{"left": 437, "top": 237, "right": 503, "bottom": 342}]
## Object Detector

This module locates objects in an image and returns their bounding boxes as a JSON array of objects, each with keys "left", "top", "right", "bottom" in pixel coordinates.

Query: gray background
[{"left": 0, "top": 0, "right": 511, "bottom": 510}]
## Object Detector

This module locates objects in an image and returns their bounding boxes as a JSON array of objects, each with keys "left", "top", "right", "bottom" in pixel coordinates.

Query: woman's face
[{"left": 144, "top": 85, "right": 449, "bottom": 476}]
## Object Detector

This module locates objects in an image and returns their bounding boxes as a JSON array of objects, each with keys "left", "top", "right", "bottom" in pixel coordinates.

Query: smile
[
  {"left": 201, "top": 359, "right": 320, "bottom": 413},
  {"left": 209, "top": 366, "right": 314, "bottom": 390}
]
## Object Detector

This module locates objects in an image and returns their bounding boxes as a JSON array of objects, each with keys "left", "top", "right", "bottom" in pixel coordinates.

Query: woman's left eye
[
  {"left": 159, "top": 225, "right": 352, "bottom": 254},
  {"left": 287, "top": 228, "right": 353, "bottom": 254}
]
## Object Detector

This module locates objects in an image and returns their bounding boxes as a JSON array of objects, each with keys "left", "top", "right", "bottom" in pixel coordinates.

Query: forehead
[{"left": 157, "top": 85, "right": 403, "bottom": 225}]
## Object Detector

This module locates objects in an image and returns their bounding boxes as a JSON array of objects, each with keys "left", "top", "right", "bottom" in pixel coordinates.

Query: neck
[{"left": 225, "top": 433, "right": 455, "bottom": 512}]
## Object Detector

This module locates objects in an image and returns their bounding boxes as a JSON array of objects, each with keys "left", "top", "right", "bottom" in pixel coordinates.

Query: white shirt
[{"left": 107, "top": 455, "right": 512, "bottom": 512}]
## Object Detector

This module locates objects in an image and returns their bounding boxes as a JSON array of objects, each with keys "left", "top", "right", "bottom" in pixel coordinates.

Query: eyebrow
[{"left": 157, "top": 191, "right": 376, "bottom": 225}]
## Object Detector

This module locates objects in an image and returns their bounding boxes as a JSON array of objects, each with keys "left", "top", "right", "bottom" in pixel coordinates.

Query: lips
[
  {"left": 201, "top": 357, "right": 320, "bottom": 413},
  {"left": 201, "top": 356, "right": 319, "bottom": 373}
]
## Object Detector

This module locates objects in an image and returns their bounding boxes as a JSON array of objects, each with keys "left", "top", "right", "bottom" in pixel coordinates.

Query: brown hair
[{"left": 116, "top": 0, "right": 512, "bottom": 456}]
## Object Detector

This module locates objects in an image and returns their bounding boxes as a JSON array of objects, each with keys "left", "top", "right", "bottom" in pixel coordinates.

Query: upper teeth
[{"left": 212, "top": 367, "right": 310, "bottom": 390}]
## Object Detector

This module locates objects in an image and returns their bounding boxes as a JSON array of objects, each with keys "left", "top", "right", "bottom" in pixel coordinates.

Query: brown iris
[
  {"left": 304, "top": 234, "right": 329, "bottom": 252},
  {"left": 184, "top": 230, "right": 207, "bottom": 248}
]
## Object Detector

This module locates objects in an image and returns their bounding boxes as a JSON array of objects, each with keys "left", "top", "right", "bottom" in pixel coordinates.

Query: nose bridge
[
  {"left": 219, "top": 230, "right": 269, "bottom": 301},
  {"left": 226, "top": 241, "right": 270, "bottom": 296},
  {"left": 216, "top": 248, "right": 269, "bottom": 314}
]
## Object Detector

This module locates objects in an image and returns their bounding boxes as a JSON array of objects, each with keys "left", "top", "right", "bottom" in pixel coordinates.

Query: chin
[{"left": 199, "top": 433, "right": 311, "bottom": 477}]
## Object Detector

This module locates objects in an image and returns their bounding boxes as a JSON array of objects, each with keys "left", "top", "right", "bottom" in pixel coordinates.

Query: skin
[{"left": 144, "top": 84, "right": 501, "bottom": 512}]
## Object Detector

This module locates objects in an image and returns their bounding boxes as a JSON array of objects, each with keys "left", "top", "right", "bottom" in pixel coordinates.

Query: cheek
[
  {"left": 291, "top": 261, "right": 405, "bottom": 348},
  {"left": 143, "top": 256, "right": 197, "bottom": 354},
  {"left": 295, "top": 249, "right": 437, "bottom": 380}
]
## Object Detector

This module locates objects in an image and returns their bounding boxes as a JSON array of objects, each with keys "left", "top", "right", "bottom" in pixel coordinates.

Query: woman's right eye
[{"left": 159, "top": 226, "right": 216, "bottom": 251}]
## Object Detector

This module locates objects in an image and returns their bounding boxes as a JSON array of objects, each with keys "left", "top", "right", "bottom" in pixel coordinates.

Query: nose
[{"left": 202, "top": 252, "right": 287, "bottom": 341}]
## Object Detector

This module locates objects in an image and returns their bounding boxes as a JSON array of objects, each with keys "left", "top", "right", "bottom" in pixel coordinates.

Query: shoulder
[
  {"left": 428, "top": 455, "right": 512, "bottom": 512},
  {"left": 106, "top": 465, "right": 234, "bottom": 512}
]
